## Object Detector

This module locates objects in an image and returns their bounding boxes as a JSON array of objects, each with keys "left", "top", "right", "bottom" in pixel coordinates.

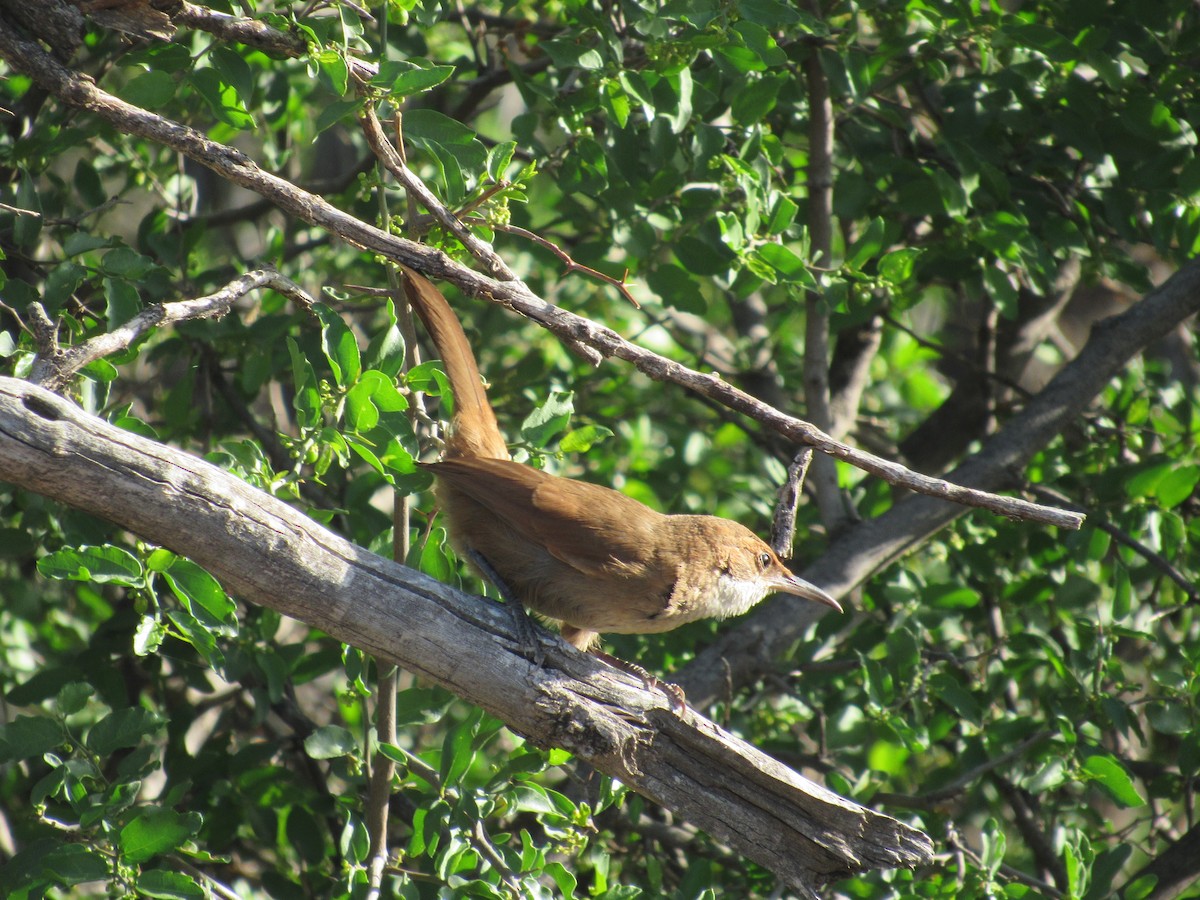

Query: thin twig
[
  {"left": 28, "top": 268, "right": 315, "bottom": 392},
  {"left": 357, "top": 106, "right": 513, "bottom": 283},
  {"left": 173, "top": 858, "right": 243, "bottom": 900},
  {"left": 487, "top": 222, "right": 640, "bottom": 308},
  {"left": 1029, "top": 485, "right": 1200, "bottom": 603},
  {"left": 771, "top": 448, "right": 814, "bottom": 558},
  {"left": 992, "top": 774, "right": 1067, "bottom": 890},
  {"left": 943, "top": 828, "right": 1066, "bottom": 899},
  {"left": 873, "top": 731, "right": 1052, "bottom": 810}
]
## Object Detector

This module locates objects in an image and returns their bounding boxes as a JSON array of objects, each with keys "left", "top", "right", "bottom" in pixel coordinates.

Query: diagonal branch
[
  {"left": 0, "top": 375, "right": 934, "bottom": 890},
  {"left": 676, "top": 255, "right": 1200, "bottom": 707},
  {"left": 0, "top": 18, "right": 1081, "bottom": 530}
]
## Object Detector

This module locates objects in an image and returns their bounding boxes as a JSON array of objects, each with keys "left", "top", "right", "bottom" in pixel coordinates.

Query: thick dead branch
[
  {"left": 0, "top": 376, "right": 932, "bottom": 890},
  {"left": 677, "top": 256, "right": 1200, "bottom": 707},
  {"left": 0, "top": 20, "right": 1082, "bottom": 531}
]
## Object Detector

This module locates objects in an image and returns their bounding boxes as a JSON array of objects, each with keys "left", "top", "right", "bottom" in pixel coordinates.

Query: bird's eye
[{"left": 758, "top": 552, "right": 771, "bottom": 568}]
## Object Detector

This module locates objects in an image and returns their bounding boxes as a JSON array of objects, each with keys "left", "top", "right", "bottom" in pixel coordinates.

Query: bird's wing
[{"left": 425, "top": 457, "right": 668, "bottom": 579}]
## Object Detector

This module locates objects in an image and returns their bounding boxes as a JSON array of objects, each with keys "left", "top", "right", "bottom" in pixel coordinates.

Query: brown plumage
[{"left": 402, "top": 266, "right": 840, "bottom": 652}]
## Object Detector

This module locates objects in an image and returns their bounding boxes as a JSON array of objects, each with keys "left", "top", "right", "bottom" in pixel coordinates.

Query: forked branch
[{"left": 0, "top": 15, "right": 1083, "bottom": 530}]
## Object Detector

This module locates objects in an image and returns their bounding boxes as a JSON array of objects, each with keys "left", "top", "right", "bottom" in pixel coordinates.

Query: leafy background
[{"left": 1, "top": 1, "right": 1198, "bottom": 898}]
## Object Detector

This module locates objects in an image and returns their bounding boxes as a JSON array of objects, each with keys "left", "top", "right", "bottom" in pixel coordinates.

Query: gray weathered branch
[
  {"left": 677, "top": 256, "right": 1200, "bottom": 707},
  {"left": 28, "top": 269, "right": 314, "bottom": 391},
  {"left": 0, "top": 376, "right": 932, "bottom": 890}
]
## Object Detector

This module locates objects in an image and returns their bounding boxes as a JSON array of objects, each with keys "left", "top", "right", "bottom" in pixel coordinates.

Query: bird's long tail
[{"left": 401, "top": 266, "right": 509, "bottom": 461}]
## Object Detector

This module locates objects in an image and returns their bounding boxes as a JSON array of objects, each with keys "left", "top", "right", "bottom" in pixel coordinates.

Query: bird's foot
[
  {"left": 467, "top": 550, "right": 545, "bottom": 667},
  {"left": 591, "top": 649, "right": 687, "bottom": 713}
]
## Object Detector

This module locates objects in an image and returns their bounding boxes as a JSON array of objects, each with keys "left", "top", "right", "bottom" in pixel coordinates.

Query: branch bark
[
  {"left": 676, "top": 256, "right": 1200, "bottom": 706},
  {"left": 27, "top": 268, "right": 314, "bottom": 391},
  {"left": 0, "top": 16, "right": 1083, "bottom": 530},
  {"left": 0, "top": 375, "right": 932, "bottom": 890},
  {"left": 1119, "top": 819, "right": 1200, "bottom": 900},
  {"left": 802, "top": 35, "right": 850, "bottom": 532}
]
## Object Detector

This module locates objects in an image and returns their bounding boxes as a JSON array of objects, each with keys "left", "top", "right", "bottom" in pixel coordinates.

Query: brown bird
[{"left": 402, "top": 266, "right": 840, "bottom": 661}]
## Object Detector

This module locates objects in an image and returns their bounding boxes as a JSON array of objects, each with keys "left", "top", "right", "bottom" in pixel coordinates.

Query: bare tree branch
[
  {"left": 0, "top": 20, "right": 1083, "bottom": 528},
  {"left": 677, "top": 256, "right": 1200, "bottom": 707},
  {"left": 1119, "top": 820, "right": 1200, "bottom": 900},
  {"left": 0, "top": 375, "right": 933, "bottom": 890},
  {"left": 771, "top": 449, "right": 814, "bottom": 559},
  {"left": 28, "top": 268, "right": 314, "bottom": 392}
]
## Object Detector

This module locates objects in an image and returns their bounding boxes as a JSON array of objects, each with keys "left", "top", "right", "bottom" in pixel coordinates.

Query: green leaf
[
  {"left": 520, "top": 391, "right": 574, "bottom": 449},
  {"left": 364, "top": 300, "right": 406, "bottom": 377},
  {"left": 765, "top": 195, "right": 798, "bottom": 235},
  {"left": 928, "top": 585, "right": 981, "bottom": 609},
  {"left": 419, "top": 526, "right": 456, "bottom": 584},
  {"left": 1123, "top": 874, "right": 1159, "bottom": 900},
  {"left": 846, "top": 217, "right": 886, "bottom": 269},
  {"left": 287, "top": 337, "right": 322, "bottom": 429},
  {"left": 57, "top": 682, "right": 93, "bottom": 715},
  {"left": 879, "top": 247, "right": 921, "bottom": 283},
  {"left": 88, "top": 707, "right": 163, "bottom": 756},
  {"left": 602, "top": 80, "right": 631, "bottom": 128},
  {"left": 754, "top": 243, "right": 813, "bottom": 285},
  {"left": 731, "top": 74, "right": 783, "bottom": 124},
  {"left": 137, "top": 869, "right": 206, "bottom": 899},
  {"left": 540, "top": 38, "right": 604, "bottom": 70},
  {"left": 424, "top": 139, "right": 467, "bottom": 203},
  {"left": 345, "top": 379, "right": 380, "bottom": 432},
  {"left": 211, "top": 46, "right": 254, "bottom": 105},
  {"left": 304, "top": 725, "right": 358, "bottom": 759},
  {"left": 133, "top": 614, "right": 167, "bottom": 656},
  {"left": 546, "top": 862, "right": 578, "bottom": 899},
  {"left": 1147, "top": 702, "right": 1191, "bottom": 736},
  {"left": 314, "top": 97, "right": 363, "bottom": 134},
  {"left": 732, "top": 21, "right": 786, "bottom": 67},
  {"left": 168, "top": 606, "right": 225, "bottom": 669},
  {"left": 187, "top": 68, "right": 254, "bottom": 129},
  {"left": 316, "top": 49, "right": 349, "bottom": 95},
  {"left": 929, "top": 672, "right": 982, "bottom": 724},
  {"left": 487, "top": 141, "right": 518, "bottom": 181},
  {"left": 163, "top": 558, "right": 236, "bottom": 626},
  {"left": 738, "top": 0, "right": 803, "bottom": 25},
  {"left": 1155, "top": 464, "right": 1200, "bottom": 508},
  {"left": 388, "top": 63, "right": 456, "bottom": 97},
  {"left": 440, "top": 708, "right": 481, "bottom": 787},
  {"left": 42, "top": 843, "right": 110, "bottom": 884},
  {"left": 119, "top": 807, "right": 202, "bottom": 863},
  {"left": 118, "top": 70, "right": 177, "bottom": 109},
  {"left": 340, "top": 814, "right": 370, "bottom": 864},
  {"left": 1082, "top": 753, "right": 1144, "bottom": 808},
  {"left": 0, "top": 715, "right": 65, "bottom": 763},
  {"left": 407, "top": 359, "right": 451, "bottom": 400},
  {"left": 559, "top": 425, "right": 614, "bottom": 453},
  {"left": 403, "top": 108, "right": 478, "bottom": 147},
  {"left": 980, "top": 817, "right": 1006, "bottom": 876},
  {"left": 314, "top": 303, "right": 361, "bottom": 387},
  {"left": 37, "top": 544, "right": 144, "bottom": 587}
]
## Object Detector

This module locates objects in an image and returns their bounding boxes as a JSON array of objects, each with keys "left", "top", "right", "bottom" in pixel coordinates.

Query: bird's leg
[
  {"left": 590, "top": 649, "right": 687, "bottom": 713},
  {"left": 467, "top": 549, "right": 546, "bottom": 667}
]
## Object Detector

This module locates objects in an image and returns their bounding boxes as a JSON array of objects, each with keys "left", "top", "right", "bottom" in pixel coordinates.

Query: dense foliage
[{"left": 1, "top": 1, "right": 1198, "bottom": 898}]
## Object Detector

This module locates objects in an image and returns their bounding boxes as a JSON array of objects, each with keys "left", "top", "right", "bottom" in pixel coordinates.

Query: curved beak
[{"left": 769, "top": 570, "right": 843, "bottom": 612}]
